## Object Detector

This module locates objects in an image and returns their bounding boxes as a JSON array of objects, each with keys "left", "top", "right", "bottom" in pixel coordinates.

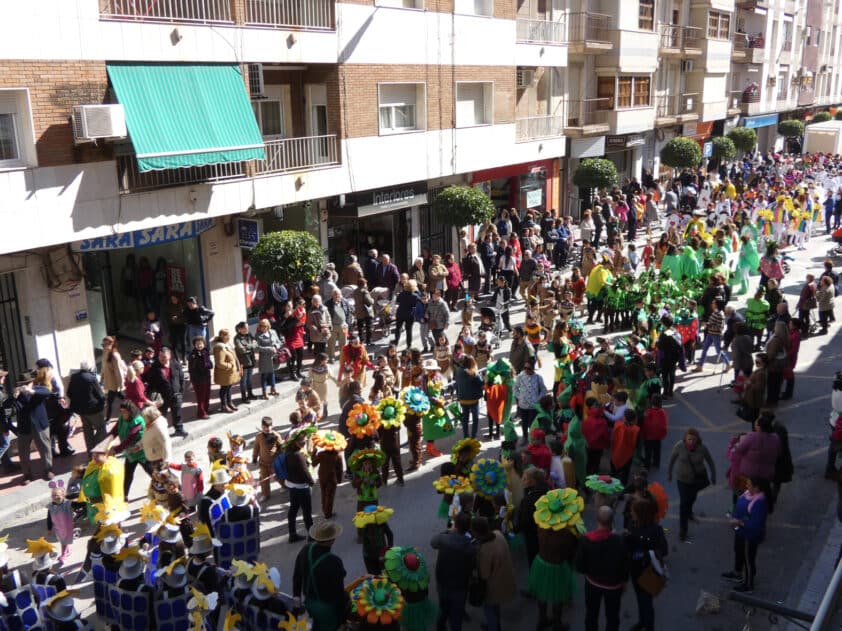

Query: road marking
[
  {"left": 781, "top": 394, "right": 831, "bottom": 410},
  {"left": 661, "top": 512, "right": 819, "bottom": 530},
  {"left": 673, "top": 392, "right": 718, "bottom": 429},
  {"left": 797, "top": 374, "right": 836, "bottom": 380},
  {"left": 794, "top": 446, "right": 830, "bottom": 462}
]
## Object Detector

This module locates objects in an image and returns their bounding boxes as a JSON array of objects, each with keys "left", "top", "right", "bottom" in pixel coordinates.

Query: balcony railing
[
  {"left": 568, "top": 12, "right": 613, "bottom": 44},
  {"left": 655, "top": 94, "right": 677, "bottom": 118},
  {"left": 565, "top": 98, "right": 611, "bottom": 127},
  {"left": 728, "top": 90, "right": 744, "bottom": 111},
  {"left": 254, "top": 135, "right": 339, "bottom": 175},
  {"left": 659, "top": 24, "right": 682, "bottom": 49},
  {"left": 116, "top": 135, "right": 340, "bottom": 194},
  {"left": 678, "top": 93, "right": 700, "bottom": 116},
  {"left": 515, "top": 115, "right": 565, "bottom": 142},
  {"left": 244, "top": 0, "right": 335, "bottom": 30},
  {"left": 781, "top": 40, "right": 793, "bottom": 52},
  {"left": 683, "top": 26, "right": 702, "bottom": 49},
  {"left": 100, "top": 0, "right": 233, "bottom": 24},
  {"left": 516, "top": 18, "right": 568, "bottom": 44}
]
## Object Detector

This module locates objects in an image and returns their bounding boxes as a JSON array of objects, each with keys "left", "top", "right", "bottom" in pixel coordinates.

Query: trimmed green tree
[
  {"left": 835, "top": 111, "right": 842, "bottom": 121},
  {"left": 249, "top": 230, "right": 325, "bottom": 284},
  {"left": 727, "top": 127, "right": 758, "bottom": 152},
  {"left": 711, "top": 136, "right": 736, "bottom": 162},
  {"left": 572, "top": 158, "right": 619, "bottom": 189},
  {"left": 778, "top": 119, "right": 805, "bottom": 137},
  {"left": 432, "top": 185, "right": 496, "bottom": 227},
  {"left": 811, "top": 111, "right": 832, "bottom": 124},
  {"left": 660, "top": 136, "right": 703, "bottom": 169}
]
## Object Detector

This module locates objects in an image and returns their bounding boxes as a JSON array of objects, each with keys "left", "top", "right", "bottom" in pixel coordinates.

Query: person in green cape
[
  {"left": 563, "top": 413, "right": 586, "bottom": 490},
  {"left": 679, "top": 237, "right": 703, "bottom": 280},
  {"left": 585, "top": 255, "right": 613, "bottom": 325},
  {"left": 659, "top": 245, "right": 682, "bottom": 282},
  {"left": 745, "top": 287, "right": 770, "bottom": 350},
  {"left": 735, "top": 234, "right": 761, "bottom": 295}
]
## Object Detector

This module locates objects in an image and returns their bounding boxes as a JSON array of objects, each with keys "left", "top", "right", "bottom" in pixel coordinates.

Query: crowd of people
[{"left": 1, "top": 149, "right": 842, "bottom": 630}]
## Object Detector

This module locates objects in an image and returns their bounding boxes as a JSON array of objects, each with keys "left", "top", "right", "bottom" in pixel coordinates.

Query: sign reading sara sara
[{"left": 74, "top": 219, "right": 214, "bottom": 251}]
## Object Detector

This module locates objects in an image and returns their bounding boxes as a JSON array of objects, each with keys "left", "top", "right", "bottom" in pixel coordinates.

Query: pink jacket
[
  {"left": 445, "top": 262, "right": 462, "bottom": 289},
  {"left": 735, "top": 432, "right": 780, "bottom": 481}
]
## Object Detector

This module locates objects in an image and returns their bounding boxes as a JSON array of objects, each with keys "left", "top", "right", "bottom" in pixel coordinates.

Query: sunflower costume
[
  {"left": 347, "top": 403, "right": 383, "bottom": 440},
  {"left": 349, "top": 448, "right": 386, "bottom": 510},
  {"left": 312, "top": 430, "right": 347, "bottom": 452},
  {"left": 432, "top": 475, "right": 472, "bottom": 520},
  {"left": 470, "top": 458, "right": 507, "bottom": 499},
  {"left": 351, "top": 576, "right": 404, "bottom": 627},
  {"left": 450, "top": 438, "right": 481, "bottom": 478},
  {"left": 384, "top": 547, "right": 437, "bottom": 631},
  {"left": 354, "top": 506, "right": 395, "bottom": 575},
  {"left": 376, "top": 397, "right": 407, "bottom": 430},
  {"left": 377, "top": 397, "right": 407, "bottom": 486},
  {"left": 527, "top": 488, "right": 585, "bottom": 605}
]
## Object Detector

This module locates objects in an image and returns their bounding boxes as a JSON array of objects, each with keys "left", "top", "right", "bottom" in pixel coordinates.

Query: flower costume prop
[
  {"left": 346, "top": 403, "right": 382, "bottom": 439},
  {"left": 584, "top": 474, "right": 623, "bottom": 495},
  {"left": 352, "top": 576, "right": 404, "bottom": 626},
  {"left": 470, "top": 458, "right": 507, "bottom": 499},
  {"left": 418, "top": 378, "right": 454, "bottom": 442},
  {"left": 352, "top": 505, "right": 395, "bottom": 529},
  {"left": 187, "top": 586, "right": 218, "bottom": 631},
  {"left": 312, "top": 430, "right": 347, "bottom": 452},
  {"left": 277, "top": 611, "right": 309, "bottom": 631},
  {"left": 450, "top": 437, "right": 481, "bottom": 467},
  {"left": 140, "top": 500, "right": 169, "bottom": 529},
  {"left": 432, "top": 475, "right": 472, "bottom": 519},
  {"left": 26, "top": 537, "right": 58, "bottom": 570},
  {"left": 484, "top": 359, "right": 515, "bottom": 428},
  {"left": 400, "top": 387, "right": 431, "bottom": 416},
  {"left": 648, "top": 482, "right": 669, "bottom": 522},
  {"left": 528, "top": 488, "right": 585, "bottom": 605},
  {"left": 376, "top": 397, "right": 406, "bottom": 429},
  {"left": 284, "top": 425, "right": 317, "bottom": 450},
  {"left": 349, "top": 448, "right": 387, "bottom": 472},
  {"left": 384, "top": 546, "right": 437, "bottom": 631}
]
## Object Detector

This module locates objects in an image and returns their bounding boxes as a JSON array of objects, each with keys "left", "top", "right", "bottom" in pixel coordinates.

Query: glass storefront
[{"left": 327, "top": 209, "right": 411, "bottom": 271}]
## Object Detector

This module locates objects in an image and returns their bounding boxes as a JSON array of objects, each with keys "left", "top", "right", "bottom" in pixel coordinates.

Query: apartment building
[{"left": 0, "top": 0, "right": 569, "bottom": 378}]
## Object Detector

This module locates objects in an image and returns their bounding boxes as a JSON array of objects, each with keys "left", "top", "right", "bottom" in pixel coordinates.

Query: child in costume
[
  {"left": 46, "top": 480, "right": 76, "bottom": 562},
  {"left": 377, "top": 397, "right": 406, "bottom": 486},
  {"left": 251, "top": 418, "right": 282, "bottom": 502},
  {"left": 474, "top": 330, "right": 492, "bottom": 370},
  {"left": 525, "top": 428, "right": 552, "bottom": 474},
  {"left": 354, "top": 505, "right": 395, "bottom": 574},
  {"left": 642, "top": 394, "right": 668, "bottom": 469},
  {"left": 383, "top": 546, "right": 437, "bottom": 631},
  {"left": 432, "top": 462, "right": 471, "bottom": 521},
  {"left": 311, "top": 430, "right": 346, "bottom": 518},
  {"left": 226, "top": 433, "right": 251, "bottom": 485},
  {"left": 451, "top": 438, "right": 482, "bottom": 479},
  {"left": 168, "top": 450, "right": 204, "bottom": 507},
  {"left": 433, "top": 334, "right": 451, "bottom": 379},
  {"left": 349, "top": 448, "right": 386, "bottom": 511}
]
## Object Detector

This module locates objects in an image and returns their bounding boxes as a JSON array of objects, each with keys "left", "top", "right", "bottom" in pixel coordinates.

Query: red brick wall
[{"left": 0, "top": 60, "right": 111, "bottom": 167}]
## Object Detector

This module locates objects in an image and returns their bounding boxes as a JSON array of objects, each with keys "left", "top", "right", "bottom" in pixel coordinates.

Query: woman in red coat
[
  {"left": 444, "top": 253, "right": 463, "bottom": 310},
  {"left": 582, "top": 396, "right": 610, "bottom": 476},
  {"left": 282, "top": 299, "right": 306, "bottom": 381}
]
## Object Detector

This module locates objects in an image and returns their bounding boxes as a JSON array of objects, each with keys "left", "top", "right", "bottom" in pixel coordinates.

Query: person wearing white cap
[{"left": 199, "top": 466, "right": 231, "bottom": 528}]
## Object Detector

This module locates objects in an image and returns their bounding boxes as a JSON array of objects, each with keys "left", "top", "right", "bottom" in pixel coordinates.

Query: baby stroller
[
  {"left": 829, "top": 227, "right": 842, "bottom": 257},
  {"left": 478, "top": 305, "right": 504, "bottom": 349}
]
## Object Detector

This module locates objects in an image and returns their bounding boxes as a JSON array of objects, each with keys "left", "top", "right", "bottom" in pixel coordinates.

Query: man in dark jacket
[
  {"left": 293, "top": 521, "right": 348, "bottom": 629},
  {"left": 146, "top": 347, "right": 188, "bottom": 438},
  {"left": 575, "top": 506, "right": 629, "bottom": 631},
  {"left": 363, "top": 249, "right": 380, "bottom": 289},
  {"left": 515, "top": 467, "right": 550, "bottom": 568},
  {"left": 430, "top": 512, "right": 476, "bottom": 631},
  {"left": 375, "top": 254, "right": 401, "bottom": 298},
  {"left": 66, "top": 360, "right": 106, "bottom": 456},
  {"left": 8, "top": 379, "right": 54, "bottom": 481},
  {"left": 461, "top": 244, "right": 485, "bottom": 298},
  {"left": 284, "top": 431, "right": 315, "bottom": 542},
  {"left": 183, "top": 296, "right": 214, "bottom": 344}
]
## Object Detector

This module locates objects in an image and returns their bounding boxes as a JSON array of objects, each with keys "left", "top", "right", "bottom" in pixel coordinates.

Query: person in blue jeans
[
  {"left": 454, "top": 357, "right": 484, "bottom": 439},
  {"left": 431, "top": 512, "right": 476, "bottom": 631},
  {"left": 694, "top": 300, "right": 726, "bottom": 372}
]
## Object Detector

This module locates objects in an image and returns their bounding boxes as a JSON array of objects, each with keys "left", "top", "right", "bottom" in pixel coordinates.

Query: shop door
[
  {"left": 421, "top": 188, "right": 453, "bottom": 258},
  {"left": 81, "top": 252, "right": 119, "bottom": 341},
  {"left": 0, "top": 273, "right": 28, "bottom": 381}
]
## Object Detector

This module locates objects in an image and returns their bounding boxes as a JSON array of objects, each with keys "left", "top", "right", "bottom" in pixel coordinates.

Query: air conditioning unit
[
  {"left": 248, "top": 63, "right": 266, "bottom": 98},
  {"left": 516, "top": 68, "right": 536, "bottom": 89},
  {"left": 71, "top": 104, "right": 127, "bottom": 143},
  {"left": 680, "top": 60, "right": 695, "bottom": 72}
]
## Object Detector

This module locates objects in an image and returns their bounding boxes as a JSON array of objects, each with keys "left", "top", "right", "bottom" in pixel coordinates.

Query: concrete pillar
[{"left": 200, "top": 222, "right": 247, "bottom": 338}]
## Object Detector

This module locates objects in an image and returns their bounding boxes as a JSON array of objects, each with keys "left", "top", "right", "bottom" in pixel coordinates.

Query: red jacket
[
  {"left": 641, "top": 408, "right": 668, "bottom": 441},
  {"left": 283, "top": 312, "right": 306, "bottom": 350},
  {"left": 526, "top": 443, "right": 552, "bottom": 472},
  {"left": 445, "top": 262, "right": 462, "bottom": 290},
  {"left": 582, "top": 410, "right": 610, "bottom": 450}
]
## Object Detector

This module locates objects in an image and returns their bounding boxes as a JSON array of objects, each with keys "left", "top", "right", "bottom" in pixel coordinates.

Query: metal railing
[
  {"left": 655, "top": 94, "right": 677, "bottom": 118},
  {"left": 244, "top": 0, "right": 335, "bottom": 30},
  {"left": 683, "top": 25, "right": 702, "bottom": 49},
  {"left": 515, "top": 115, "right": 565, "bottom": 141},
  {"left": 516, "top": 18, "right": 567, "bottom": 44},
  {"left": 659, "top": 23, "right": 682, "bottom": 49},
  {"left": 728, "top": 89, "right": 743, "bottom": 110},
  {"left": 100, "top": 0, "right": 233, "bottom": 24},
  {"left": 568, "top": 12, "right": 613, "bottom": 44},
  {"left": 565, "top": 98, "right": 611, "bottom": 127},
  {"left": 253, "top": 135, "right": 339, "bottom": 175},
  {"left": 117, "top": 135, "right": 340, "bottom": 194},
  {"left": 678, "top": 92, "right": 700, "bottom": 115}
]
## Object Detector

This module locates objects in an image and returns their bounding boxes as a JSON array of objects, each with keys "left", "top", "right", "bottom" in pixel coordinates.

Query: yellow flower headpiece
[
  {"left": 312, "top": 430, "right": 348, "bottom": 452},
  {"left": 277, "top": 611, "right": 309, "bottom": 631},
  {"left": 114, "top": 545, "right": 146, "bottom": 562},
  {"left": 94, "top": 523, "right": 124, "bottom": 542},
  {"left": 252, "top": 562, "right": 279, "bottom": 594},
  {"left": 376, "top": 397, "right": 407, "bottom": 429},
  {"left": 140, "top": 500, "right": 168, "bottom": 525},
  {"left": 533, "top": 488, "right": 585, "bottom": 532},
  {"left": 352, "top": 505, "right": 394, "bottom": 529},
  {"left": 346, "top": 402, "right": 382, "bottom": 439},
  {"left": 231, "top": 559, "right": 255, "bottom": 580},
  {"left": 223, "top": 611, "right": 242, "bottom": 631},
  {"left": 432, "top": 475, "right": 472, "bottom": 495},
  {"left": 25, "top": 538, "right": 55, "bottom": 557},
  {"left": 192, "top": 523, "right": 213, "bottom": 540},
  {"left": 163, "top": 556, "right": 188, "bottom": 576},
  {"left": 45, "top": 589, "right": 81, "bottom": 608}
]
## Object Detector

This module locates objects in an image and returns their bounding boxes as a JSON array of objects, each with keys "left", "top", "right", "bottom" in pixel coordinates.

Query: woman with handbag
[
  {"left": 255, "top": 318, "right": 282, "bottom": 399},
  {"left": 472, "top": 516, "right": 516, "bottom": 631},
  {"left": 625, "top": 498, "right": 668, "bottom": 631},
  {"left": 667, "top": 428, "right": 716, "bottom": 542}
]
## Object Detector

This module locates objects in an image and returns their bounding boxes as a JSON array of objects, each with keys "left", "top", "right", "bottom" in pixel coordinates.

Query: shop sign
[
  {"left": 350, "top": 181, "right": 428, "bottom": 218},
  {"left": 625, "top": 134, "right": 645, "bottom": 148},
  {"left": 703, "top": 141, "right": 714, "bottom": 158},
  {"left": 167, "top": 265, "right": 186, "bottom": 294},
  {"left": 605, "top": 135, "right": 627, "bottom": 150},
  {"left": 570, "top": 136, "right": 606, "bottom": 158},
  {"left": 525, "top": 189, "right": 543, "bottom": 209},
  {"left": 743, "top": 113, "right": 779, "bottom": 129},
  {"left": 237, "top": 218, "right": 261, "bottom": 248},
  {"left": 74, "top": 219, "right": 214, "bottom": 251}
]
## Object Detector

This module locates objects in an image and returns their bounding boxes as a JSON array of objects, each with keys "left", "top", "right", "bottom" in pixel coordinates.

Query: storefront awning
[{"left": 106, "top": 63, "right": 265, "bottom": 172}]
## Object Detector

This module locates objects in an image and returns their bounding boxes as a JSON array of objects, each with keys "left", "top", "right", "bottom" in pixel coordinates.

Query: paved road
[{"left": 3, "top": 233, "right": 842, "bottom": 630}]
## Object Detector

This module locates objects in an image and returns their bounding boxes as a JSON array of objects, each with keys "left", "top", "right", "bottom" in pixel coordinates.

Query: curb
[{"left": 0, "top": 378, "right": 301, "bottom": 524}]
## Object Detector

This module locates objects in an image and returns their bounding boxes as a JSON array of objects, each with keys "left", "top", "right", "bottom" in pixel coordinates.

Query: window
[
  {"left": 375, "top": 0, "right": 423, "bottom": 8},
  {"left": 707, "top": 11, "right": 730, "bottom": 40},
  {"left": 378, "top": 83, "right": 425, "bottom": 134},
  {"left": 617, "top": 77, "right": 633, "bottom": 108},
  {"left": 456, "top": 82, "right": 493, "bottom": 127},
  {"left": 0, "top": 90, "right": 33, "bottom": 169},
  {"left": 453, "top": 0, "right": 492, "bottom": 16},
  {"left": 251, "top": 85, "right": 291, "bottom": 138},
  {"left": 602, "top": 76, "right": 651, "bottom": 109},
  {"left": 633, "top": 77, "right": 651, "bottom": 106},
  {"left": 777, "top": 72, "right": 788, "bottom": 99},
  {"left": 597, "top": 77, "right": 615, "bottom": 110},
  {"left": 639, "top": 0, "right": 654, "bottom": 31}
]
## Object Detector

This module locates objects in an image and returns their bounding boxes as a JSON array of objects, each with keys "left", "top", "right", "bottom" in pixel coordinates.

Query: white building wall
[{"left": 199, "top": 223, "right": 247, "bottom": 339}]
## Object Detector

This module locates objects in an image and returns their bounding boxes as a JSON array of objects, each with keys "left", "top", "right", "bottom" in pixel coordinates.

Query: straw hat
[
  {"left": 308, "top": 520, "right": 343, "bottom": 543},
  {"left": 421, "top": 359, "right": 439, "bottom": 371}
]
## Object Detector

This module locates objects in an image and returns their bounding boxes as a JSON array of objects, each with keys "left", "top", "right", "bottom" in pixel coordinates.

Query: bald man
[{"left": 575, "top": 506, "right": 629, "bottom": 631}]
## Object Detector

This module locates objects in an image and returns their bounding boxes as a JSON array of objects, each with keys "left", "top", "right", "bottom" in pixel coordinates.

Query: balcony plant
[
  {"left": 727, "top": 127, "right": 757, "bottom": 153},
  {"left": 810, "top": 111, "right": 832, "bottom": 124},
  {"left": 572, "top": 159, "right": 619, "bottom": 190},
  {"left": 778, "top": 119, "right": 805, "bottom": 137},
  {"left": 660, "top": 137, "right": 702, "bottom": 169},
  {"left": 432, "top": 185, "right": 496, "bottom": 228},
  {"left": 249, "top": 230, "right": 325, "bottom": 284}
]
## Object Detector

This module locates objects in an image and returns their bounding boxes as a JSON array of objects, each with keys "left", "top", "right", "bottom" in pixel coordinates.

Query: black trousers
[
  {"left": 584, "top": 581, "right": 622, "bottom": 631},
  {"left": 643, "top": 440, "right": 662, "bottom": 469},
  {"left": 287, "top": 487, "right": 313, "bottom": 538},
  {"left": 287, "top": 347, "right": 304, "bottom": 375},
  {"left": 124, "top": 458, "right": 154, "bottom": 501},
  {"left": 394, "top": 317, "right": 414, "bottom": 348},
  {"left": 660, "top": 362, "right": 677, "bottom": 396},
  {"left": 586, "top": 449, "right": 603, "bottom": 476},
  {"left": 160, "top": 394, "right": 183, "bottom": 433},
  {"left": 734, "top": 532, "right": 759, "bottom": 587},
  {"left": 357, "top": 317, "right": 372, "bottom": 344},
  {"left": 766, "top": 371, "right": 783, "bottom": 405}
]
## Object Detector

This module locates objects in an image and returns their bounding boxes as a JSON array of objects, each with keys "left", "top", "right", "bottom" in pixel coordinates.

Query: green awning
[{"left": 106, "top": 63, "right": 265, "bottom": 172}]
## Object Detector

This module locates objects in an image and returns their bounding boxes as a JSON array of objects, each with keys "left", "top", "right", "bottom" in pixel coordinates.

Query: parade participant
[
  {"left": 350, "top": 448, "right": 386, "bottom": 511},
  {"left": 79, "top": 444, "right": 125, "bottom": 525},
  {"left": 251, "top": 417, "right": 282, "bottom": 502},
  {"left": 451, "top": 437, "right": 482, "bottom": 479},
  {"left": 113, "top": 546, "right": 154, "bottom": 631},
  {"left": 293, "top": 521, "right": 349, "bottom": 630},
  {"left": 244, "top": 563, "right": 289, "bottom": 616},
  {"left": 27, "top": 537, "right": 66, "bottom": 595},
  {"left": 384, "top": 546, "right": 437, "bottom": 631},
  {"left": 416, "top": 359, "right": 449, "bottom": 458},
  {"left": 516, "top": 467, "right": 551, "bottom": 568},
  {"left": 529, "top": 488, "right": 584, "bottom": 631},
  {"left": 311, "top": 430, "right": 346, "bottom": 519},
  {"left": 285, "top": 426, "right": 317, "bottom": 543},
  {"left": 158, "top": 556, "right": 190, "bottom": 599},
  {"left": 199, "top": 466, "right": 231, "bottom": 529},
  {"left": 46, "top": 480, "right": 75, "bottom": 562},
  {"left": 107, "top": 400, "right": 149, "bottom": 501},
  {"left": 42, "top": 589, "right": 93, "bottom": 631},
  {"left": 350, "top": 575, "right": 404, "bottom": 631},
  {"left": 225, "top": 432, "right": 251, "bottom": 485},
  {"left": 526, "top": 428, "right": 552, "bottom": 474},
  {"left": 354, "top": 505, "right": 395, "bottom": 574},
  {"left": 186, "top": 523, "right": 220, "bottom": 595},
  {"left": 376, "top": 396, "right": 406, "bottom": 486},
  {"left": 454, "top": 356, "right": 484, "bottom": 440},
  {"left": 563, "top": 413, "right": 587, "bottom": 489},
  {"left": 155, "top": 514, "right": 186, "bottom": 569}
]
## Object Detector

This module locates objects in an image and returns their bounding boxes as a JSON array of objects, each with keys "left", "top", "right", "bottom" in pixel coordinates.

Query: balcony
[
  {"left": 244, "top": 0, "right": 335, "bottom": 30},
  {"left": 658, "top": 24, "right": 683, "bottom": 55},
  {"left": 564, "top": 98, "right": 611, "bottom": 137},
  {"left": 682, "top": 26, "right": 703, "bottom": 56},
  {"left": 798, "top": 88, "right": 816, "bottom": 107},
  {"left": 654, "top": 94, "right": 678, "bottom": 126},
  {"left": 727, "top": 90, "right": 743, "bottom": 115},
  {"left": 676, "top": 93, "right": 700, "bottom": 122},
  {"left": 116, "top": 135, "right": 340, "bottom": 194},
  {"left": 515, "top": 115, "right": 566, "bottom": 142},
  {"left": 516, "top": 18, "right": 567, "bottom": 45},
  {"left": 100, "top": 0, "right": 233, "bottom": 24},
  {"left": 568, "top": 12, "right": 614, "bottom": 55},
  {"left": 732, "top": 34, "right": 747, "bottom": 61}
]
